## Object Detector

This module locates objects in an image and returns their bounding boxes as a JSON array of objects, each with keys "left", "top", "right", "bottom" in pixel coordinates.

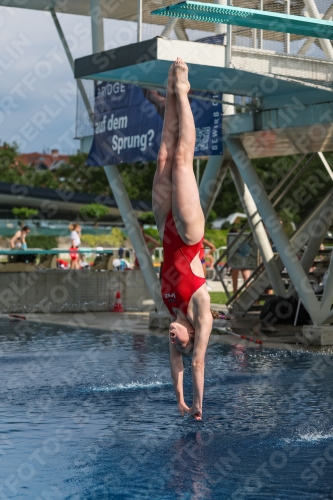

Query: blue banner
[{"left": 87, "top": 81, "right": 222, "bottom": 166}]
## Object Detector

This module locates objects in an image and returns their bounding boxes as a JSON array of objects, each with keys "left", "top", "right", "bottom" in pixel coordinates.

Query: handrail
[{"left": 0, "top": 248, "right": 114, "bottom": 255}]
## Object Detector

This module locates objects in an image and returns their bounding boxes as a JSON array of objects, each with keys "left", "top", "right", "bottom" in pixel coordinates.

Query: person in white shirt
[{"left": 69, "top": 223, "right": 81, "bottom": 269}]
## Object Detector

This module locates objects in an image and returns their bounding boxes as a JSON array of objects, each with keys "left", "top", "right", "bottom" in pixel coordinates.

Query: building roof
[{"left": 17, "top": 151, "right": 71, "bottom": 170}]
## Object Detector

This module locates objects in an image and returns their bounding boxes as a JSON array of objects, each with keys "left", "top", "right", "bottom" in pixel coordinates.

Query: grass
[{"left": 209, "top": 291, "right": 229, "bottom": 305}]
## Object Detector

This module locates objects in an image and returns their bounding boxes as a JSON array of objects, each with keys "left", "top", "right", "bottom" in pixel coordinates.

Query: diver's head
[{"left": 169, "top": 318, "right": 194, "bottom": 355}]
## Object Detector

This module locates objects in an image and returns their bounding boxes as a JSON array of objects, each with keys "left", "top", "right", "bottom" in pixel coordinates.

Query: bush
[
  {"left": 204, "top": 228, "right": 229, "bottom": 248},
  {"left": 26, "top": 235, "right": 57, "bottom": 250},
  {"left": 81, "top": 228, "right": 126, "bottom": 248},
  {"left": 207, "top": 209, "right": 217, "bottom": 226},
  {"left": 138, "top": 211, "right": 156, "bottom": 225}
]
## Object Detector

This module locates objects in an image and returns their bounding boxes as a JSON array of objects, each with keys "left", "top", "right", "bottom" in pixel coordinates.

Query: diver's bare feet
[
  {"left": 174, "top": 57, "right": 190, "bottom": 95},
  {"left": 167, "top": 62, "right": 175, "bottom": 94}
]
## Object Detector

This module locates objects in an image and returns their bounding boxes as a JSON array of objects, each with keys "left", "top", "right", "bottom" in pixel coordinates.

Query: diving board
[{"left": 151, "top": 1, "right": 333, "bottom": 40}]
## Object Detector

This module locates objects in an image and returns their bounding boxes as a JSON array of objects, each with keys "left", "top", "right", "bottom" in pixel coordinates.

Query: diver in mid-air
[{"left": 153, "top": 58, "right": 213, "bottom": 421}]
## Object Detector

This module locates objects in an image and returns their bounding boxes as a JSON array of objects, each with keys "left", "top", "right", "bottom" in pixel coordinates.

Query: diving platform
[
  {"left": 74, "top": 36, "right": 333, "bottom": 158},
  {"left": 74, "top": 37, "right": 333, "bottom": 105}
]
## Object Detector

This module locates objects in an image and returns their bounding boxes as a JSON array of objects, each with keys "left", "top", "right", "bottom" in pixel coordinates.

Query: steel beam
[
  {"left": 50, "top": 8, "right": 94, "bottom": 125},
  {"left": 161, "top": 18, "right": 178, "bottom": 36},
  {"left": 104, "top": 166, "right": 164, "bottom": 311},
  {"left": 298, "top": 2, "right": 333, "bottom": 56},
  {"left": 229, "top": 162, "right": 286, "bottom": 297},
  {"left": 226, "top": 137, "right": 321, "bottom": 324},
  {"left": 318, "top": 152, "right": 333, "bottom": 182},
  {"left": 287, "top": 186, "right": 333, "bottom": 298},
  {"left": 303, "top": 0, "right": 333, "bottom": 59},
  {"left": 199, "top": 155, "right": 227, "bottom": 219},
  {"left": 233, "top": 189, "right": 333, "bottom": 314}
]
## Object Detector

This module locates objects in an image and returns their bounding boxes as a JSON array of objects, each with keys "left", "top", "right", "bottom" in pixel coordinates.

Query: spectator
[
  {"left": 228, "top": 225, "right": 251, "bottom": 294},
  {"left": 10, "top": 225, "right": 30, "bottom": 249},
  {"left": 134, "top": 220, "right": 160, "bottom": 270},
  {"left": 10, "top": 225, "right": 36, "bottom": 263},
  {"left": 199, "top": 237, "right": 216, "bottom": 278},
  {"left": 69, "top": 223, "right": 81, "bottom": 270}
]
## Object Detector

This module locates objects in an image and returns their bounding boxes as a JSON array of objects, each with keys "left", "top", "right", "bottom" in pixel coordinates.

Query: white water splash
[
  {"left": 91, "top": 381, "right": 171, "bottom": 392},
  {"left": 284, "top": 430, "right": 333, "bottom": 444},
  {"left": 297, "top": 431, "right": 333, "bottom": 443}
]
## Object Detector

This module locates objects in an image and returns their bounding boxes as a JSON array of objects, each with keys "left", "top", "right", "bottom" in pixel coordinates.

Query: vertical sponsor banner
[{"left": 87, "top": 81, "right": 222, "bottom": 166}]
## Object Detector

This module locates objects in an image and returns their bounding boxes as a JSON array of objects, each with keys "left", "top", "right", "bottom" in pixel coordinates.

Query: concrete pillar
[{"left": 226, "top": 137, "right": 321, "bottom": 324}]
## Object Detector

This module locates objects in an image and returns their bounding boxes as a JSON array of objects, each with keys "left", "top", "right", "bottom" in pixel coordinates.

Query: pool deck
[{"left": 18, "top": 309, "right": 333, "bottom": 354}]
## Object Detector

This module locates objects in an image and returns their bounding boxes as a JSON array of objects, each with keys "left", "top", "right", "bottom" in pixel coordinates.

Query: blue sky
[{"left": 0, "top": 6, "right": 139, "bottom": 154}]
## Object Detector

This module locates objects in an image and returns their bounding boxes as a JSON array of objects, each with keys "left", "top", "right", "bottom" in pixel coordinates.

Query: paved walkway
[{"left": 20, "top": 311, "right": 331, "bottom": 353}]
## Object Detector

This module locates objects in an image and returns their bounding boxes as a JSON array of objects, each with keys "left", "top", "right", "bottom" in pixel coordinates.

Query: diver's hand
[
  {"left": 178, "top": 401, "right": 190, "bottom": 417},
  {"left": 189, "top": 407, "right": 202, "bottom": 421}
]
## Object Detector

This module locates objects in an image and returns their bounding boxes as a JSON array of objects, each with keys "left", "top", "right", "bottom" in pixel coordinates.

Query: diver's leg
[
  {"left": 172, "top": 58, "right": 204, "bottom": 245},
  {"left": 153, "top": 63, "right": 179, "bottom": 239}
]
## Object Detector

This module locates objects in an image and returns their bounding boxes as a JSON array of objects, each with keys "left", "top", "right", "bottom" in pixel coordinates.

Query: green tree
[
  {"left": 79, "top": 203, "right": 109, "bottom": 226},
  {"left": 12, "top": 207, "right": 38, "bottom": 222}
]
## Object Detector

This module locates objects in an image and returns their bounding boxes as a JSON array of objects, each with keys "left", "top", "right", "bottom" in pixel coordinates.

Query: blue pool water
[{"left": 1, "top": 318, "right": 333, "bottom": 499}]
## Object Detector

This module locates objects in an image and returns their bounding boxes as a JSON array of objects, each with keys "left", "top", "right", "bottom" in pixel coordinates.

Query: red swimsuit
[{"left": 161, "top": 212, "right": 206, "bottom": 317}]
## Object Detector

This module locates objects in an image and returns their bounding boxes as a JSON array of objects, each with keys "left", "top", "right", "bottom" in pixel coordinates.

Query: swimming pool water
[{"left": 0, "top": 317, "right": 333, "bottom": 499}]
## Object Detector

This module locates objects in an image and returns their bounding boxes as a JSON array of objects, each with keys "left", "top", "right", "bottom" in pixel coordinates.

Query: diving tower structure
[{"left": 3, "top": 0, "right": 333, "bottom": 333}]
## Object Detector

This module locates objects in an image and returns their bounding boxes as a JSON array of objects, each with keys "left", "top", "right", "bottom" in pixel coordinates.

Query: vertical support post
[
  {"left": 226, "top": 0, "right": 232, "bottom": 69},
  {"left": 196, "top": 158, "right": 200, "bottom": 186},
  {"left": 253, "top": 28, "right": 257, "bottom": 48},
  {"left": 258, "top": 0, "right": 263, "bottom": 50},
  {"left": 137, "top": 0, "right": 142, "bottom": 42},
  {"left": 198, "top": 0, "right": 232, "bottom": 220},
  {"left": 229, "top": 162, "right": 286, "bottom": 297},
  {"left": 90, "top": 0, "right": 104, "bottom": 53},
  {"left": 285, "top": 0, "right": 290, "bottom": 54},
  {"left": 226, "top": 137, "right": 321, "bottom": 324},
  {"left": 161, "top": 18, "right": 178, "bottom": 37},
  {"left": 104, "top": 166, "right": 164, "bottom": 311}
]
